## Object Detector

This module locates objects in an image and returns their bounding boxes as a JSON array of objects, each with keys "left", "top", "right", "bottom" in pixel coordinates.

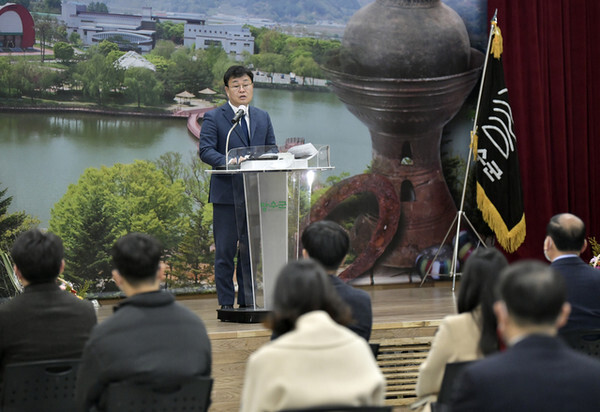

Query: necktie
[{"left": 240, "top": 116, "right": 250, "bottom": 145}]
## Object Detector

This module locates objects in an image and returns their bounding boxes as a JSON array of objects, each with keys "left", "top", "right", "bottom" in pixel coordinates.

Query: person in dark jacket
[
  {"left": 543, "top": 213, "right": 600, "bottom": 332},
  {"left": 301, "top": 220, "right": 373, "bottom": 340},
  {"left": 0, "top": 229, "right": 96, "bottom": 376},
  {"left": 75, "top": 233, "right": 211, "bottom": 411},
  {"left": 199, "top": 65, "right": 276, "bottom": 309},
  {"left": 451, "top": 260, "right": 600, "bottom": 412}
]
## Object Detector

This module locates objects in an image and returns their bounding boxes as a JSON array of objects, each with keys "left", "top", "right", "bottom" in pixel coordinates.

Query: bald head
[{"left": 546, "top": 213, "right": 586, "bottom": 254}]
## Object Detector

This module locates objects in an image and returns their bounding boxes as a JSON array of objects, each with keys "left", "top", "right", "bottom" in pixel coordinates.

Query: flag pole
[
  {"left": 419, "top": 10, "right": 498, "bottom": 290},
  {"left": 470, "top": 9, "right": 498, "bottom": 138}
]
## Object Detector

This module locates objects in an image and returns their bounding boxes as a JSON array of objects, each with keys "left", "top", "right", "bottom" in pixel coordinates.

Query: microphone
[
  {"left": 232, "top": 105, "right": 247, "bottom": 124},
  {"left": 225, "top": 105, "right": 247, "bottom": 170}
]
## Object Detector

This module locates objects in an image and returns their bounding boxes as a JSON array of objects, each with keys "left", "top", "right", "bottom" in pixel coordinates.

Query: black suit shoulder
[
  {"left": 551, "top": 256, "right": 598, "bottom": 276},
  {"left": 0, "top": 286, "right": 95, "bottom": 319},
  {"left": 451, "top": 335, "right": 600, "bottom": 411},
  {"left": 0, "top": 285, "right": 96, "bottom": 368},
  {"left": 551, "top": 256, "right": 600, "bottom": 331}
]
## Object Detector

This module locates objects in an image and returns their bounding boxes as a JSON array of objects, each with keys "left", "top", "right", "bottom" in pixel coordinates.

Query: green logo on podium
[{"left": 261, "top": 201, "right": 286, "bottom": 212}]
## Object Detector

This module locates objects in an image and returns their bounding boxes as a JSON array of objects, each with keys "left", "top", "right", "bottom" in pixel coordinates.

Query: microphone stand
[{"left": 225, "top": 119, "right": 242, "bottom": 171}]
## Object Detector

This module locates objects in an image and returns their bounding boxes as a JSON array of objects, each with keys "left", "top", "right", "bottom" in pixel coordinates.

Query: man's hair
[
  {"left": 497, "top": 260, "right": 566, "bottom": 327},
  {"left": 268, "top": 259, "right": 351, "bottom": 336},
  {"left": 111, "top": 233, "right": 162, "bottom": 285},
  {"left": 301, "top": 220, "right": 349, "bottom": 272},
  {"left": 223, "top": 65, "right": 253, "bottom": 86},
  {"left": 546, "top": 213, "right": 586, "bottom": 251},
  {"left": 10, "top": 229, "right": 63, "bottom": 284}
]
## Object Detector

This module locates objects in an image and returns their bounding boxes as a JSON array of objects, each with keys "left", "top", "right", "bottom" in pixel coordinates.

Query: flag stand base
[
  {"left": 418, "top": 129, "right": 488, "bottom": 292},
  {"left": 418, "top": 123, "right": 488, "bottom": 292}
]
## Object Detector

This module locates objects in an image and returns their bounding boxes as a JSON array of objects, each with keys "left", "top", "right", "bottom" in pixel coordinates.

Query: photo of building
[
  {"left": 60, "top": 1, "right": 253, "bottom": 57},
  {"left": 0, "top": 3, "right": 35, "bottom": 50},
  {"left": 183, "top": 21, "right": 254, "bottom": 59},
  {"left": 60, "top": 1, "right": 156, "bottom": 53}
]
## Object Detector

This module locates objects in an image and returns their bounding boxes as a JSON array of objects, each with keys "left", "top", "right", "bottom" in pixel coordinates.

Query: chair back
[
  {"left": 369, "top": 343, "right": 380, "bottom": 359},
  {"left": 105, "top": 376, "right": 213, "bottom": 412},
  {"left": 1, "top": 358, "right": 80, "bottom": 412},
  {"left": 430, "top": 360, "right": 473, "bottom": 412},
  {"left": 560, "top": 329, "right": 600, "bottom": 358},
  {"left": 279, "top": 406, "right": 392, "bottom": 411}
]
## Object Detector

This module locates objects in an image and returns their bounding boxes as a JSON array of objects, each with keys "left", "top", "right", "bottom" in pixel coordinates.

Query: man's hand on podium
[{"left": 228, "top": 155, "right": 250, "bottom": 165}]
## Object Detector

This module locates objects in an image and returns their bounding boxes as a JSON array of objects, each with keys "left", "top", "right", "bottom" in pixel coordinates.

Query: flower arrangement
[
  {"left": 58, "top": 276, "right": 91, "bottom": 299},
  {"left": 0, "top": 249, "right": 23, "bottom": 294},
  {"left": 58, "top": 277, "right": 100, "bottom": 311},
  {"left": 0, "top": 250, "right": 99, "bottom": 310},
  {"left": 589, "top": 237, "right": 600, "bottom": 268}
]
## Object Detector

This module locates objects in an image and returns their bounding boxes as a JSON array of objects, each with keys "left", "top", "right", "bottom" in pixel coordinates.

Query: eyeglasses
[{"left": 228, "top": 82, "right": 253, "bottom": 91}]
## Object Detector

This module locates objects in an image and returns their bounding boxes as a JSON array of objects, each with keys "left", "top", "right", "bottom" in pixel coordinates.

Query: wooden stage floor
[
  {"left": 95, "top": 280, "right": 459, "bottom": 411},
  {"left": 96, "top": 280, "right": 459, "bottom": 332}
]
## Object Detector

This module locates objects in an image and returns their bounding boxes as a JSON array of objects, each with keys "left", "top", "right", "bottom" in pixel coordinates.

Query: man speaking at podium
[{"left": 199, "top": 65, "right": 276, "bottom": 311}]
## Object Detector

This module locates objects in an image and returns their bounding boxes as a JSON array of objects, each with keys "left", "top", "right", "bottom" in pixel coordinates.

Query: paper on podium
[
  {"left": 287, "top": 143, "right": 318, "bottom": 159},
  {"left": 240, "top": 152, "right": 297, "bottom": 170}
]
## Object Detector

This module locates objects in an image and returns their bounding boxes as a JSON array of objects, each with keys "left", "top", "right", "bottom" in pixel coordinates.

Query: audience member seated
[
  {"left": 415, "top": 247, "right": 507, "bottom": 406},
  {"left": 450, "top": 260, "right": 600, "bottom": 411},
  {"left": 544, "top": 213, "right": 600, "bottom": 332},
  {"left": 240, "top": 259, "right": 385, "bottom": 412},
  {"left": 0, "top": 229, "right": 96, "bottom": 376},
  {"left": 300, "top": 220, "right": 373, "bottom": 340},
  {"left": 75, "top": 233, "right": 212, "bottom": 412}
]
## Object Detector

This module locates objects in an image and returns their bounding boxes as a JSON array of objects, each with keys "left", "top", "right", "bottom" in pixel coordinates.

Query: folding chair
[
  {"left": 104, "top": 376, "right": 213, "bottom": 412},
  {"left": 1, "top": 358, "right": 80, "bottom": 412},
  {"left": 560, "top": 329, "right": 600, "bottom": 358},
  {"left": 430, "top": 360, "right": 473, "bottom": 412}
]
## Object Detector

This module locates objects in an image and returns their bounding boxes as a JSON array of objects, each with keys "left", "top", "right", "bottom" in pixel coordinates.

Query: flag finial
[{"left": 491, "top": 18, "right": 503, "bottom": 59}]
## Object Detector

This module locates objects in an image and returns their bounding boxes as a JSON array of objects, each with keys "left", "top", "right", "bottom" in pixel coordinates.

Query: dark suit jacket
[
  {"left": 199, "top": 103, "right": 276, "bottom": 204},
  {"left": 0, "top": 282, "right": 97, "bottom": 373},
  {"left": 330, "top": 275, "right": 373, "bottom": 341},
  {"left": 551, "top": 256, "right": 600, "bottom": 332},
  {"left": 450, "top": 334, "right": 600, "bottom": 411}
]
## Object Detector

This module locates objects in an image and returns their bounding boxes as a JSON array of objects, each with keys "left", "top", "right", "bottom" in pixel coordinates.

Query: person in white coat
[{"left": 240, "top": 259, "right": 385, "bottom": 412}]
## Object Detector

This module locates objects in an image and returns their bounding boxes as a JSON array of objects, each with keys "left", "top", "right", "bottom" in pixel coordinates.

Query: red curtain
[{"left": 486, "top": 0, "right": 600, "bottom": 261}]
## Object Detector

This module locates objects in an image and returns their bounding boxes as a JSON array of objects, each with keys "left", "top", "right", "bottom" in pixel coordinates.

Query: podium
[{"left": 209, "top": 145, "right": 332, "bottom": 323}]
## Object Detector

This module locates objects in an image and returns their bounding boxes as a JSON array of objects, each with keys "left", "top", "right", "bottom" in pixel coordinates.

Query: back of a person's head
[
  {"left": 111, "top": 232, "right": 162, "bottom": 285},
  {"left": 301, "top": 220, "right": 349, "bottom": 272},
  {"left": 10, "top": 229, "right": 63, "bottom": 284},
  {"left": 497, "top": 260, "right": 566, "bottom": 327},
  {"left": 269, "top": 259, "right": 351, "bottom": 336},
  {"left": 457, "top": 247, "right": 508, "bottom": 355},
  {"left": 457, "top": 247, "right": 508, "bottom": 313},
  {"left": 546, "top": 213, "right": 586, "bottom": 252}
]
